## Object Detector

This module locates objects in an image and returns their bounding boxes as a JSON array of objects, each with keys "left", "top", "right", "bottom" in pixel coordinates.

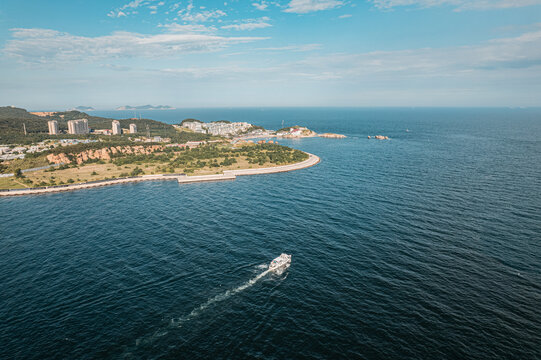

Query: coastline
[{"left": 0, "top": 153, "right": 320, "bottom": 197}]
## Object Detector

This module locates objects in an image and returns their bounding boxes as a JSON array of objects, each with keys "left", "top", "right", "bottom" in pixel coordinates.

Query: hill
[
  {"left": 0, "top": 107, "right": 208, "bottom": 144},
  {"left": 179, "top": 118, "right": 203, "bottom": 125}
]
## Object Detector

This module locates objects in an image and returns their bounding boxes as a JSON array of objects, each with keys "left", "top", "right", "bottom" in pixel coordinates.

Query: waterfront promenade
[{"left": 0, "top": 153, "right": 319, "bottom": 197}]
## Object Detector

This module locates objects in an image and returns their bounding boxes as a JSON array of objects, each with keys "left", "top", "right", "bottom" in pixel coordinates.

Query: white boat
[{"left": 269, "top": 253, "right": 291, "bottom": 272}]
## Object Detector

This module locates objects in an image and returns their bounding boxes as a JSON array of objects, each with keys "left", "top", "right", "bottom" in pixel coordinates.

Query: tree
[
  {"left": 130, "top": 167, "right": 143, "bottom": 176},
  {"left": 14, "top": 168, "right": 23, "bottom": 178}
]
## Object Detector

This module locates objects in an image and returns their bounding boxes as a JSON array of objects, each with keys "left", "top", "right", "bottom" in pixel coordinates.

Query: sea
[{"left": 1, "top": 108, "right": 540, "bottom": 359}]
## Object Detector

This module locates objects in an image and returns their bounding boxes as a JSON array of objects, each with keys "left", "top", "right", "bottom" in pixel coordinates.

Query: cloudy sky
[{"left": 1, "top": 0, "right": 541, "bottom": 109}]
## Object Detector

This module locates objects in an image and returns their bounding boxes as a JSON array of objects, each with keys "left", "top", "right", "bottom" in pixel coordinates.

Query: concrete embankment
[{"left": 0, "top": 153, "right": 320, "bottom": 197}]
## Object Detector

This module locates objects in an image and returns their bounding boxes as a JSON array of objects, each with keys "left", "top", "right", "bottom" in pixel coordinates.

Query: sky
[{"left": 0, "top": 0, "right": 541, "bottom": 109}]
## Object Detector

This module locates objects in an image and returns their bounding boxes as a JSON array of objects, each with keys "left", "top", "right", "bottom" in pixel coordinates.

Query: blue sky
[{"left": 1, "top": 0, "right": 540, "bottom": 109}]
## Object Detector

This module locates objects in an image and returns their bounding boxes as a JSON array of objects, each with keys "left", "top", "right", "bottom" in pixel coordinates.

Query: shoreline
[{"left": 0, "top": 153, "right": 320, "bottom": 197}]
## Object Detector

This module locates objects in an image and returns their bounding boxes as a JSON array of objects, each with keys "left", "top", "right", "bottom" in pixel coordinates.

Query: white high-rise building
[
  {"left": 129, "top": 123, "right": 137, "bottom": 134},
  {"left": 48, "top": 120, "right": 58, "bottom": 135},
  {"left": 67, "top": 119, "right": 89, "bottom": 134},
  {"left": 112, "top": 120, "right": 121, "bottom": 135}
]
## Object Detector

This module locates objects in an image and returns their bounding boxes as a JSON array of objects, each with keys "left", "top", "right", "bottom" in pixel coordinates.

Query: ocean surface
[{"left": 1, "top": 108, "right": 540, "bottom": 359}]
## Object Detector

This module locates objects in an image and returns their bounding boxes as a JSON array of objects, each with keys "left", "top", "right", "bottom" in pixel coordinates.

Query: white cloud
[
  {"left": 253, "top": 2, "right": 269, "bottom": 10},
  {"left": 180, "top": 9, "right": 227, "bottom": 22},
  {"left": 161, "top": 27, "right": 541, "bottom": 83},
  {"left": 338, "top": 13, "right": 352, "bottom": 18},
  {"left": 150, "top": 29, "right": 541, "bottom": 83},
  {"left": 4, "top": 28, "right": 267, "bottom": 64},
  {"left": 177, "top": 3, "right": 227, "bottom": 22},
  {"left": 108, "top": 0, "right": 166, "bottom": 17},
  {"left": 286, "top": 28, "right": 541, "bottom": 81},
  {"left": 221, "top": 17, "right": 272, "bottom": 31},
  {"left": 108, "top": 0, "right": 150, "bottom": 17},
  {"left": 122, "top": 0, "right": 147, "bottom": 10},
  {"left": 283, "top": 0, "right": 343, "bottom": 13},
  {"left": 370, "top": 0, "right": 541, "bottom": 11},
  {"left": 108, "top": 10, "right": 127, "bottom": 18}
]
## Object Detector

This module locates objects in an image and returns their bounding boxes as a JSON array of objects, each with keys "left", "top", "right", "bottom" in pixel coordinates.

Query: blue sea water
[{"left": 1, "top": 108, "right": 541, "bottom": 359}]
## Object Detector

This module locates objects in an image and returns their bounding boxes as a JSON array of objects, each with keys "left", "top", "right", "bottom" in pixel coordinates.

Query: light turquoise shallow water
[{"left": 1, "top": 108, "right": 540, "bottom": 359}]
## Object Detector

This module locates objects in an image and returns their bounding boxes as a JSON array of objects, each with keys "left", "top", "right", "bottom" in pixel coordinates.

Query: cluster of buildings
[
  {"left": 0, "top": 139, "right": 103, "bottom": 161},
  {"left": 0, "top": 146, "right": 27, "bottom": 161},
  {"left": 48, "top": 119, "right": 89, "bottom": 135},
  {"left": 47, "top": 119, "right": 137, "bottom": 135},
  {"left": 0, "top": 142, "right": 54, "bottom": 161},
  {"left": 181, "top": 120, "right": 252, "bottom": 136}
]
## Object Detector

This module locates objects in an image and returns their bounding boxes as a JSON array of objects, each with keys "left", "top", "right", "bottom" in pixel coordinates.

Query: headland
[{"left": 0, "top": 106, "right": 330, "bottom": 196}]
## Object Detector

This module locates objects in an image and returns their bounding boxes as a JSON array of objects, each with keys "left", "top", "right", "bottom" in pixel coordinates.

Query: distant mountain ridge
[{"left": 116, "top": 105, "right": 175, "bottom": 111}]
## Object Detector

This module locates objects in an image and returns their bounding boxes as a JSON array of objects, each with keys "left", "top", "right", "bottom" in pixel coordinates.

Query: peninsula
[{"left": 0, "top": 107, "right": 321, "bottom": 195}]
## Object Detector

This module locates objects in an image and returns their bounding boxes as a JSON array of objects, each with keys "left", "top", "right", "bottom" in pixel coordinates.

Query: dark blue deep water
[{"left": 1, "top": 108, "right": 541, "bottom": 359}]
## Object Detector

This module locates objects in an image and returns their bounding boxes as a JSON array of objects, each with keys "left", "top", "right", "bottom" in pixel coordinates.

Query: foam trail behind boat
[
  {"left": 171, "top": 268, "right": 271, "bottom": 327},
  {"left": 128, "top": 266, "right": 272, "bottom": 355}
]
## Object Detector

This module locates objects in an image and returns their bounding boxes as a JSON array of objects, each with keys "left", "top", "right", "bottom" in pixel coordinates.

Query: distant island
[
  {"left": 116, "top": 105, "right": 176, "bottom": 111},
  {"left": 69, "top": 106, "right": 95, "bottom": 111}
]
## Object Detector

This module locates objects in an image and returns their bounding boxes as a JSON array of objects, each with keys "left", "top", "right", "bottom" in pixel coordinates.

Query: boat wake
[
  {"left": 170, "top": 267, "right": 271, "bottom": 328},
  {"left": 131, "top": 265, "right": 273, "bottom": 351}
]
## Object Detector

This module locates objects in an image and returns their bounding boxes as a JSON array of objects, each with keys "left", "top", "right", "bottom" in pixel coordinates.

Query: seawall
[{"left": 0, "top": 153, "right": 320, "bottom": 197}]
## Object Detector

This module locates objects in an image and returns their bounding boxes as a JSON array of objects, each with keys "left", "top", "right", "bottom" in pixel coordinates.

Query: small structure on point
[{"left": 129, "top": 123, "right": 137, "bottom": 134}]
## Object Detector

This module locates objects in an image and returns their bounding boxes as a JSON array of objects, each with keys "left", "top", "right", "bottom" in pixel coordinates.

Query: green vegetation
[
  {"left": 179, "top": 118, "right": 203, "bottom": 125},
  {"left": 0, "top": 142, "right": 309, "bottom": 190},
  {"left": 0, "top": 156, "right": 50, "bottom": 174},
  {"left": 240, "top": 125, "right": 264, "bottom": 134},
  {"left": 164, "top": 143, "right": 307, "bottom": 173},
  {"left": 276, "top": 126, "right": 300, "bottom": 133},
  {"left": 130, "top": 167, "right": 144, "bottom": 176}
]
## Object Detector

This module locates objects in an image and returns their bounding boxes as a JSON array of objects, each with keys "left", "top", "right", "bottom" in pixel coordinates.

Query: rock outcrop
[
  {"left": 47, "top": 145, "right": 166, "bottom": 165},
  {"left": 319, "top": 133, "right": 346, "bottom": 138}
]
